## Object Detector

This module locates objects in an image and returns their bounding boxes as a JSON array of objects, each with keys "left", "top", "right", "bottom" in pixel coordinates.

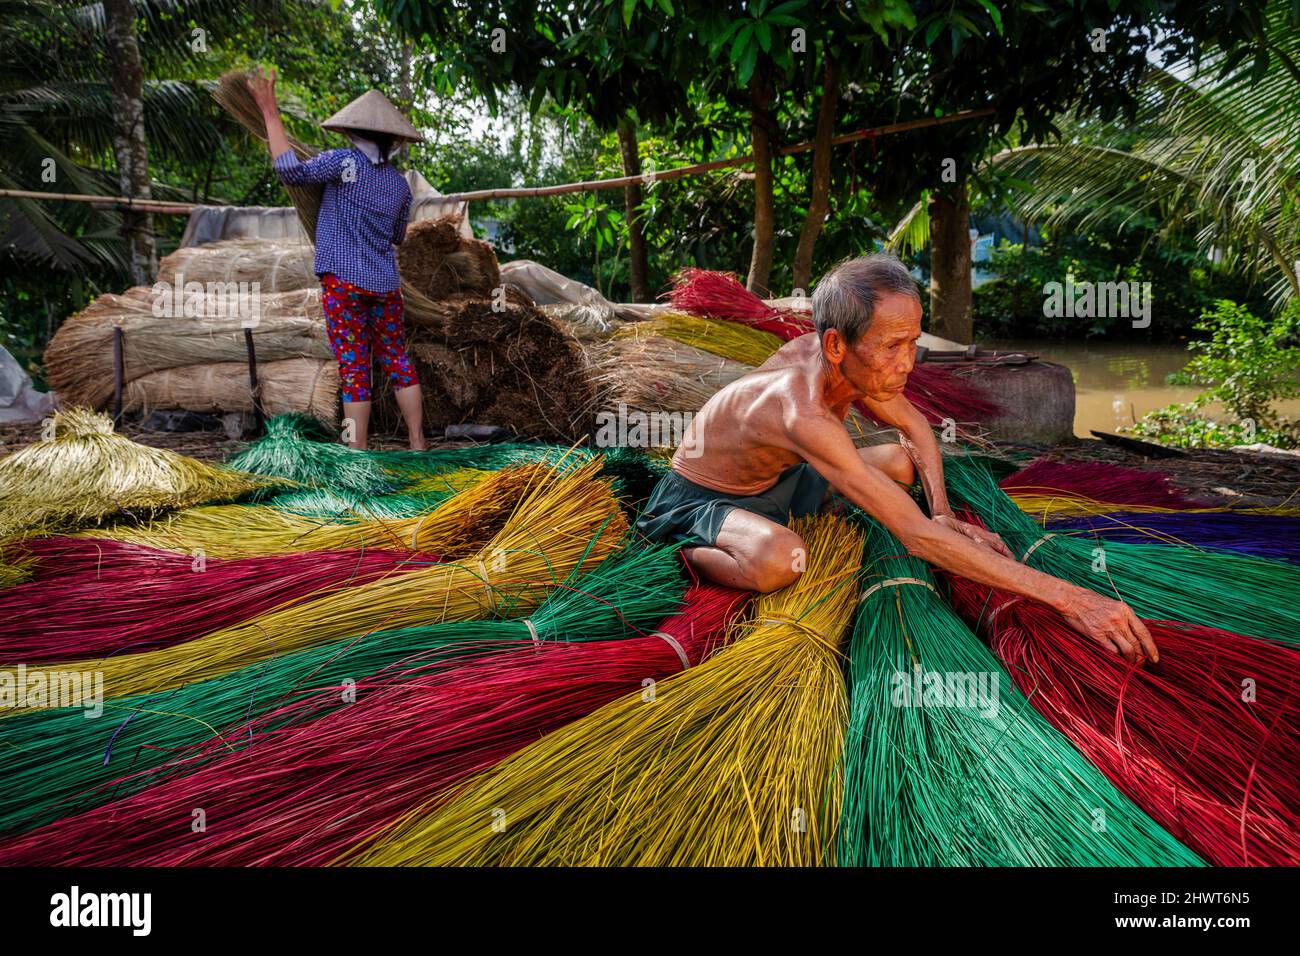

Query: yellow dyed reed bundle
[
  {"left": 616, "top": 310, "right": 784, "bottom": 368},
  {"left": 2, "top": 459, "right": 627, "bottom": 715},
  {"left": 0, "top": 409, "right": 282, "bottom": 540},
  {"left": 0, "top": 556, "right": 34, "bottom": 589},
  {"left": 348, "top": 513, "right": 860, "bottom": 867},
  {"left": 90, "top": 467, "right": 492, "bottom": 558}
]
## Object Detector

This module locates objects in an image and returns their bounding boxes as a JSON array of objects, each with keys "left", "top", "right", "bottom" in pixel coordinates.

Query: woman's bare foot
[{"left": 409, "top": 433, "right": 428, "bottom": 452}]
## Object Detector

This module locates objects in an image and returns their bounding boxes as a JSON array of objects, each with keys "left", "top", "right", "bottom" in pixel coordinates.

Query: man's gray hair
[{"left": 811, "top": 253, "right": 920, "bottom": 345}]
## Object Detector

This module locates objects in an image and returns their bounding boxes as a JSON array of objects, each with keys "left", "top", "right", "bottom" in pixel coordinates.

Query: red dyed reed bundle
[
  {"left": 0, "top": 584, "right": 747, "bottom": 867},
  {"left": 945, "top": 574, "right": 1300, "bottom": 866},
  {"left": 668, "top": 267, "right": 1001, "bottom": 426},
  {"left": 1000, "top": 458, "right": 1197, "bottom": 509},
  {"left": 0, "top": 538, "right": 434, "bottom": 662}
]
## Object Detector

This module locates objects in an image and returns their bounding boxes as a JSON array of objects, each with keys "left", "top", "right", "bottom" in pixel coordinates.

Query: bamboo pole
[{"left": 0, "top": 107, "right": 995, "bottom": 212}]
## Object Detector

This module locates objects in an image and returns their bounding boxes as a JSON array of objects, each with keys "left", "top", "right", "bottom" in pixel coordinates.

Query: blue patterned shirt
[{"left": 273, "top": 147, "right": 411, "bottom": 293}]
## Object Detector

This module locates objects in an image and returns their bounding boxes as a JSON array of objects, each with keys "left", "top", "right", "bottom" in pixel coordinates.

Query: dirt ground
[{"left": 4, "top": 417, "right": 1297, "bottom": 509}]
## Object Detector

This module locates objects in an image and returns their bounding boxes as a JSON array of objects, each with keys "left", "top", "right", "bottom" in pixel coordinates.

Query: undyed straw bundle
[
  {"left": 0, "top": 543, "right": 690, "bottom": 840},
  {"left": 947, "top": 575, "right": 1300, "bottom": 866},
  {"left": 840, "top": 520, "right": 1202, "bottom": 866},
  {"left": 0, "top": 409, "right": 282, "bottom": 540},
  {"left": 351, "top": 513, "right": 859, "bottom": 867},
  {"left": 1, "top": 460, "right": 627, "bottom": 714}
]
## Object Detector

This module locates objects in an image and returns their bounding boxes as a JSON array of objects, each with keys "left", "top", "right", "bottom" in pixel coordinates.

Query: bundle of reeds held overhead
[
  {"left": 0, "top": 409, "right": 283, "bottom": 541},
  {"left": 946, "top": 572, "right": 1300, "bottom": 866},
  {"left": 840, "top": 519, "right": 1202, "bottom": 866},
  {"left": 0, "top": 459, "right": 627, "bottom": 715},
  {"left": 0, "top": 543, "right": 690, "bottom": 840},
  {"left": 350, "top": 514, "right": 859, "bottom": 867}
]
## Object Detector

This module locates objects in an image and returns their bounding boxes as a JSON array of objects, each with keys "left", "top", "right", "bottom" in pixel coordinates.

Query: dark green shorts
[{"left": 635, "top": 463, "right": 830, "bottom": 547}]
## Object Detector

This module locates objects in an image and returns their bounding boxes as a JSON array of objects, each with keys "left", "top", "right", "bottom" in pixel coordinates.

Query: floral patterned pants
[{"left": 319, "top": 273, "right": 419, "bottom": 403}]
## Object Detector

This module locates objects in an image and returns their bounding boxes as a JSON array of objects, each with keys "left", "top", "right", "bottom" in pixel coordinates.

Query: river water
[{"left": 978, "top": 339, "right": 1300, "bottom": 439}]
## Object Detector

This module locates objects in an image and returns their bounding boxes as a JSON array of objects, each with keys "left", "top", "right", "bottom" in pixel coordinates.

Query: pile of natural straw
[
  {"left": 398, "top": 216, "right": 500, "bottom": 300},
  {"left": 124, "top": 358, "right": 338, "bottom": 421},
  {"left": 156, "top": 238, "right": 316, "bottom": 293},
  {"left": 44, "top": 286, "right": 330, "bottom": 409},
  {"left": 374, "top": 293, "right": 595, "bottom": 441}
]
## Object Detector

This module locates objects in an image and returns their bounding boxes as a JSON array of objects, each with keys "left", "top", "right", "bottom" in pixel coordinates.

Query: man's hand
[
  {"left": 933, "top": 514, "right": 1013, "bottom": 559},
  {"left": 247, "top": 65, "right": 279, "bottom": 116},
  {"left": 1058, "top": 588, "right": 1159, "bottom": 664}
]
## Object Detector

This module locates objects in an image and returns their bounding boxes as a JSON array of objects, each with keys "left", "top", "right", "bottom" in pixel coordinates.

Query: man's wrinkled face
[{"left": 836, "top": 292, "right": 922, "bottom": 402}]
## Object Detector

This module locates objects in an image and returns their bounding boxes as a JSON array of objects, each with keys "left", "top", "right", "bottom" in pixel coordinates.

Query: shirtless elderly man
[{"left": 637, "top": 253, "right": 1158, "bottom": 663}]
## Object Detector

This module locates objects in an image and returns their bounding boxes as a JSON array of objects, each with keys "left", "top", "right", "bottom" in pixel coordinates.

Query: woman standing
[{"left": 248, "top": 66, "right": 426, "bottom": 450}]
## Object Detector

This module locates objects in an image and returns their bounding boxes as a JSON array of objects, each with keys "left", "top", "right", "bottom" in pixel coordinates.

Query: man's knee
[{"left": 748, "top": 525, "right": 805, "bottom": 593}]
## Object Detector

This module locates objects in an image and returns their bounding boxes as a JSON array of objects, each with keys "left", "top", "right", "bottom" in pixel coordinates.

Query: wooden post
[
  {"left": 244, "top": 328, "right": 265, "bottom": 435},
  {"left": 112, "top": 326, "right": 124, "bottom": 428}
]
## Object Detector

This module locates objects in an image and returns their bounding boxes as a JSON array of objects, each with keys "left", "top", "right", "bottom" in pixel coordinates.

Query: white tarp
[{"left": 0, "top": 346, "right": 54, "bottom": 423}]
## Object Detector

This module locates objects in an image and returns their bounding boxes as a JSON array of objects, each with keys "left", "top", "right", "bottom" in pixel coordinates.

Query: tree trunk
[
  {"left": 792, "top": 55, "right": 838, "bottom": 293},
  {"left": 746, "top": 73, "right": 776, "bottom": 297},
  {"left": 927, "top": 176, "right": 973, "bottom": 344},
  {"left": 616, "top": 115, "right": 650, "bottom": 302},
  {"left": 104, "top": 0, "right": 155, "bottom": 285},
  {"left": 398, "top": 40, "right": 415, "bottom": 116}
]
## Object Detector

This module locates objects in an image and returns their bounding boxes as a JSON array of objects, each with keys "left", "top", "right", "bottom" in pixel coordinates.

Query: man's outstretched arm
[
  {"left": 860, "top": 389, "right": 1011, "bottom": 557},
  {"left": 791, "top": 410, "right": 1159, "bottom": 663}
]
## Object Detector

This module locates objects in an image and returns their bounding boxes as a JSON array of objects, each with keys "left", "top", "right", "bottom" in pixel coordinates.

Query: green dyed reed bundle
[{"left": 839, "top": 519, "right": 1202, "bottom": 866}]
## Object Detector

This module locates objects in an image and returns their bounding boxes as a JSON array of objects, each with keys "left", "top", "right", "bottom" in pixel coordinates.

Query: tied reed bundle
[
  {"left": 124, "top": 358, "right": 338, "bottom": 423},
  {"left": 0, "top": 409, "right": 283, "bottom": 540},
  {"left": 1046, "top": 511, "right": 1300, "bottom": 565},
  {"left": 0, "top": 539, "right": 431, "bottom": 663},
  {"left": 227, "top": 413, "right": 422, "bottom": 495},
  {"left": 586, "top": 334, "right": 752, "bottom": 415},
  {"left": 840, "top": 520, "right": 1202, "bottom": 866},
  {"left": 617, "top": 310, "right": 785, "bottom": 368},
  {"left": 0, "top": 543, "right": 688, "bottom": 839},
  {"left": 262, "top": 468, "right": 484, "bottom": 521},
  {"left": 156, "top": 238, "right": 317, "bottom": 294},
  {"left": 351, "top": 514, "right": 860, "bottom": 867},
  {"left": 89, "top": 463, "right": 518, "bottom": 559},
  {"left": 947, "top": 574, "right": 1300, "bottom": 867},
  {"left": 0, "top": 459, "right": 627, "bottom": 714},
  {"left": 44, "top": 286, "right": 329, "bottom": 410},
  {"left": 999, "top": 458, "right": 1198, "bottom": 510},
  {"left": 944, "top": 455, "right": 1300, "bottom": 648}
]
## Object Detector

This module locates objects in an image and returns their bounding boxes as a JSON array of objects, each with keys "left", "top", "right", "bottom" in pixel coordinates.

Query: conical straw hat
[{"left": 321, "top": 90, "right": 423, "bottom": 142}]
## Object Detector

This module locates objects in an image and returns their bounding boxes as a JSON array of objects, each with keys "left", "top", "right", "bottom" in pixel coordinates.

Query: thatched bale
[
  {"left": 397, "top": 216, "right": 501, "bottom": 300},
  {"left": 45, "top": 286, "right": 330, "bottom": 409},
  {"left": 157, "top": 238, "right": 317, "bottom": 293},
  {"left": 372, "top": 296, "right": 593, "bottom": 441},
  {"left": 124, "top": 358, "right": 338, "bottom": 422}
]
